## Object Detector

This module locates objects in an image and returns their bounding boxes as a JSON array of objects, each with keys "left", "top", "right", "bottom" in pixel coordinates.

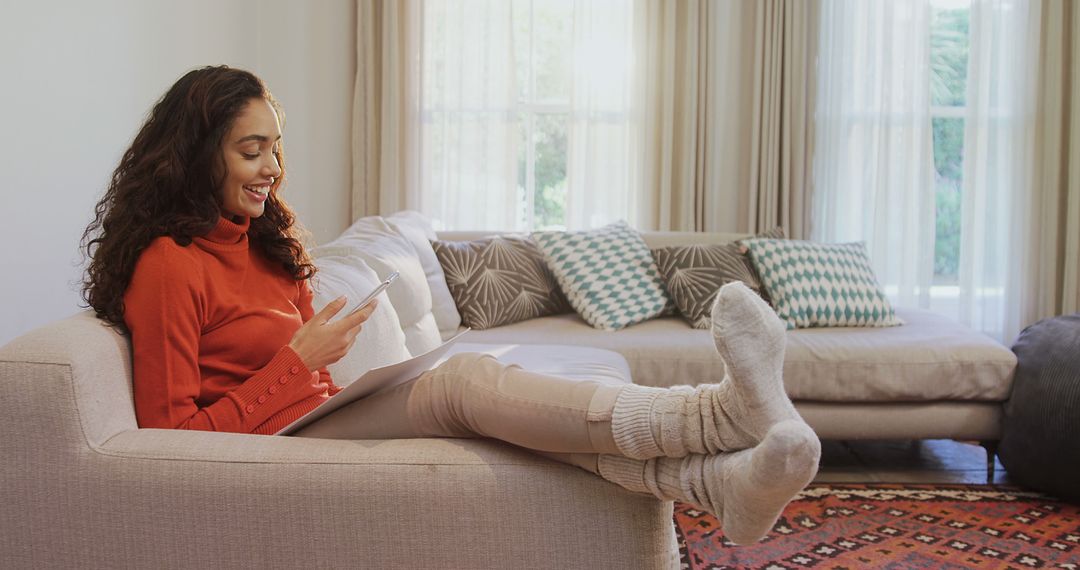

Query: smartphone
[{"left": 348, "top": 271, "right": 399, "bottom": 317}]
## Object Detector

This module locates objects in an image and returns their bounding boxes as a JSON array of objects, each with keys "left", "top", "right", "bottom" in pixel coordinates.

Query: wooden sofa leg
[{"left": 979, "top": 440, "right": 999, "bottom": 484}]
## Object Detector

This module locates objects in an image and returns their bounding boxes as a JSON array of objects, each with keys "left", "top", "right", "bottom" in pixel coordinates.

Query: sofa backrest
[
  {"left": 435, "top": 230, "right": 751, "bottom": 248},
  {"left": 0, "top": 311, "right": 137, "bottom": 451}
]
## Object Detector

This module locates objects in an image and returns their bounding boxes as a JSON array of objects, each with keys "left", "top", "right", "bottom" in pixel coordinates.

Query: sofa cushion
[
  {"left": 384, "top": 210, "right": 463, "bottom": 340},
  {"left": 440, "top": 343, "right": 632, "bottom": 386},
  {"left": 460, "top": 307, "right": 1016, "bottom": 403},
  {"left": 532, "top": 221, "right": 671, "bottom": 331},
  {"left": 311, "top": 216, "right": 442, "bottom": 356},
  {"left": 652, "top": 227, "right": 784, "bottom": 329},
  {"left": 431, "top": 235, "right": 572, "bottom": 329},
  {"left": 743, "top": 238, "right": 903, "bottom": 330},
  {"left": 310, "top": 257, "right": 411, "bottom": 387}
]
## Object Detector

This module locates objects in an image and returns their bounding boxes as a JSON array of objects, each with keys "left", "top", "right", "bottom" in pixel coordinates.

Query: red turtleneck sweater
[{"left": 123, "top": 216, "right": 341, "bottom": 435}]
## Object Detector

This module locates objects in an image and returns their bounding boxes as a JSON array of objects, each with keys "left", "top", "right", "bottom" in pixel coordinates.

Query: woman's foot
[
  {"left": 608, "top": 282, "right": 803, "bottom": 458},
  {"left": 599, "top": 420, "right": 821, "bottom": 545},
  {"left": 707, "top": 281, "right": 802, "bottom": 447}
]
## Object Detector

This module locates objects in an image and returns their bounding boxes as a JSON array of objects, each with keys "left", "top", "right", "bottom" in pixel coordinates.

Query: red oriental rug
[{"left": 676, "top": 484, "right": 1080, "bottom": 570}]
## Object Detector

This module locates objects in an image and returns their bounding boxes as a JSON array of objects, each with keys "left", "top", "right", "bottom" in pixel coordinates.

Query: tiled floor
[{"left": 815, "top": 439, "right": 1012, "bottom": 485}]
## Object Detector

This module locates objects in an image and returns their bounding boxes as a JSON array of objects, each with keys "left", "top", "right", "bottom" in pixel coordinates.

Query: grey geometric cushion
[
  {"left": 652, "top": 227, "right": 784, "bottom": 329},
  {"left": 743, "top": 238, "right": 903, "bottom": 330},
  {"left": 533, "top": 221, "right": 671, "bottom": 331},
  {"left": 431, "top": 236, "right": 572, "bottom": 330}
]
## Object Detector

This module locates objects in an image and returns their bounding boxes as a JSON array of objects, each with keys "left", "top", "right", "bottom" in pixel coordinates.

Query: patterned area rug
[{"left": 676, "top": 484, "right": 1080, "bottom": 569}]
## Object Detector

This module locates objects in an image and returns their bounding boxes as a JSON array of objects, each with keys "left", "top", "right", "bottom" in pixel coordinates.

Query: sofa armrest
[
  {"left": 0, "top": 311, "right": 137, "bottom": 448},
  {"left": 15, "top": 429, "right": 679, "bottom": 569},
  {"left": 99, "top": 428, "right": 550, "bottom": 467}
]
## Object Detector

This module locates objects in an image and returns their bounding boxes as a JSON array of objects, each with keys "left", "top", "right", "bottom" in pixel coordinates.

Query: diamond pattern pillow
[
  {"left": 533, "top": 221, "right": 671, "bottom": 331},
  {"left": 742, "top": 238, "right": 903, "bottom": 329},
  {"left": 431, "top": 235, "right": 572, "bottom": 330},
  {"left": 652, "top": 227, "right": 785, "bottom": 329}
]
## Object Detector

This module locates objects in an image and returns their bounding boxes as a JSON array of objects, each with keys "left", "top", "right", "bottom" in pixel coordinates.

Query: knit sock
[
  {"left": 706, "top": 281, "right": 803, "bottom": 449},
  {"left": 598, "top": 420, "right": 820, "bottom": 545},
  {"left": 609, "top": 281, "right": 801, "bottom": 459}
]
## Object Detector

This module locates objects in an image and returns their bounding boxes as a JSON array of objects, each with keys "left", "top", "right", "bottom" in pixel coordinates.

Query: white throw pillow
[
  {"left": 312, "top": 216, "right": 444, "bottom": 356},
  {"left": 310, "top": 257, "right": 411, "bottom": 386},
  {"left": 384, "top": 210, "right": 462, "bottom": 340}
]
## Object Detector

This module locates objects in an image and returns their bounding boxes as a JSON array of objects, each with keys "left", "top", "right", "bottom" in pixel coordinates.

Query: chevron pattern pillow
[
  {"left": 743, "top": 238, "right": 903, "bottom": 329},
  {"left": 431, "top": 235, "right": 572, "bottom": 330},
  {"left": 533, "top": 221, "right": 671, "bottom": 331},
  {"left": 652, "top": 227, "right": 785, "bottom": 329}
]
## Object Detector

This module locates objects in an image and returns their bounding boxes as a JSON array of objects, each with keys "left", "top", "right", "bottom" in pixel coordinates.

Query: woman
[{"left": 82, "top": 65, "right": 819, "bottom": 545}]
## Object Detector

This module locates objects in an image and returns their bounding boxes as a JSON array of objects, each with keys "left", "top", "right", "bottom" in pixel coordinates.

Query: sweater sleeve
[
  {"left": 124, "top": 244, "right": 319, "bottom": 433},
  {"left": 297, "top": 279, "right": 342, "bottom": 397}
]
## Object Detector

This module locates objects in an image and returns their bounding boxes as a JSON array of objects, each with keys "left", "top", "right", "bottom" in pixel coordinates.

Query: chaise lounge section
[{"left": 440, "top": 230, "right": 1019, "bottom": 445}]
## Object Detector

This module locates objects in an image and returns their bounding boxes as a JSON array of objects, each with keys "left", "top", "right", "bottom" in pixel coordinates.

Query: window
[
  {"left": 418, "top": 0, "right": 635, "bottom": 232},
  {"left": 929, "top": 0, "right": 970, "bottom": 288},
  {"left": 513, "top": 0, "right": 573, "bottom": 230}
]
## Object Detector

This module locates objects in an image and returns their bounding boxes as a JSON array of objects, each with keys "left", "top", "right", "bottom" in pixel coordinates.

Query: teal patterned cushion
[
  {"left": 533, "top": 221, "right": 672, "bottom": 330},
  {"left": 742, "top": 238, "right": 903, "bottom": 330}
]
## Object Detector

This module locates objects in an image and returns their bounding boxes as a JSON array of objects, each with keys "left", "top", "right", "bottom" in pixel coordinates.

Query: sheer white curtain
[
  {"left": 812, "top": 0, "right": 938, "bottom": 309},
  {"left": 812, "top": 0, "right": 1042, "bottom": 342},
  {"left": 959, "top": 0, "right": 1041, "bottom": 341},
  {"left": 565, "top": 0, "right": 641, "bottom": 229},
  {"left": 418, "top": 1, "right": 518, "bottom": 230}
]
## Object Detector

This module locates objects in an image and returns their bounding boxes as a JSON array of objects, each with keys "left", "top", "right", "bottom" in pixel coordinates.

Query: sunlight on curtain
[
  {"left": 813, "top": 0, "right": 1042, "bottom": 342},
  {"left": 565, "top": 0, "right": 639, "bottom": 229},
  {"left": 416, "top": 0, "right": 638, "bottom": 231},
  {"left": 812, "top": 0, "right": 938, "bottom": 309},
  {"left": 959, "top": 0, "right": 1040, "bottom": 341},
  {"left": 419, "top": 0, "right": 517, "bottom": 230}
]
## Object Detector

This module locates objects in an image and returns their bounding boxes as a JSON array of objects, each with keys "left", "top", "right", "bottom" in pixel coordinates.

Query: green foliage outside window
[{"left": 930, "top": 6, "right": 969, "bottom": 284}]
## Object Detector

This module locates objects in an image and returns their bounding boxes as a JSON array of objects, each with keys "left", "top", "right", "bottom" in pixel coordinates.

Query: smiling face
[{"left": 217, "top": 98, "right": 283, "bottom": 219}]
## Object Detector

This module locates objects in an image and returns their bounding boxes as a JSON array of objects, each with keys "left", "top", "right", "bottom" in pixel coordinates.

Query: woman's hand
[{"left": 288, "top": 296, "right": 378, "bottom": 371}]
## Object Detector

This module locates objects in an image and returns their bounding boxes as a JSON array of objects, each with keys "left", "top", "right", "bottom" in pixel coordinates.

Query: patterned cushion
[
  {"left": 743, "top": 238, "right": 903, "bottom": 329},
  {"left": 653, "top": 227, "right": 785, "bottom": 329},
  {"left": 533, "top": 221, "right": 671, "bottom": 331},
  {"left": 431, "top": 235, "right": 572, "bottom": 330}
]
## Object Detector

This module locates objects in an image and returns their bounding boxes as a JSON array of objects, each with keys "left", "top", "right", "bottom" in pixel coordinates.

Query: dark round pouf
[{"left": 998, "top": 313, "right": 1080, "bottom": 501}]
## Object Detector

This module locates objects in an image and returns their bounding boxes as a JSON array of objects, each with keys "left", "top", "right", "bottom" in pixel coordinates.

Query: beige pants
[{"left": 294, "top": 353, "right": 627, "bottom": 474}]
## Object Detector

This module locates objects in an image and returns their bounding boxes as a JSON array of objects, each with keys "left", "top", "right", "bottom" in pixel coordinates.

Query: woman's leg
[
  {"left": 294, "top": 351, "right": 625, "bottom": 456},
  {"left": 295, "top": 281, "right": 820, "bottom": 544},
  {"left": 597, "top": 420, "right": 820, "bottom": 545},
  {"left": 298, "top": 282, "right": 800, "bottom": 457}
]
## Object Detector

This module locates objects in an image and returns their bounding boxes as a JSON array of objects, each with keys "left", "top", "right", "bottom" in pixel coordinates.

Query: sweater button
[
  {"left": 245, "top": 405, "right": 255, "bottom": 414},
  {"left": 278, "top": 376, "right": 288, "bottom": 384},
  {"left": 290, "top": 366, "right": 300, "bottom": 374},
  {"left": 268, "top": 385, "right": 277, "bottom": 394},
  {"left": 258, "top": 395, "right": 267, "bottom": 403}
]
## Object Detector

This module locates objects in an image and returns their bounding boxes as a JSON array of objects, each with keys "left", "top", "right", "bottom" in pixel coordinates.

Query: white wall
[{"left": 0, "top": 0, "right": 355, "bottom": 346}]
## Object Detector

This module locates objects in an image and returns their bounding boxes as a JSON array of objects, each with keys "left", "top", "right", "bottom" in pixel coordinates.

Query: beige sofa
[{"left": 0, "top": 217, "right": 1017, "bottom": 568}]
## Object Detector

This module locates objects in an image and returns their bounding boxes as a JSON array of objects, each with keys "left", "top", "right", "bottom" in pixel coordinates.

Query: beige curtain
[
  {"left": 636, "top": 0, "right": 711, "bottom": 231},
  {"left": 1031, "top": 0, "right": 1080, "bottom": 318},
  {"left": 747, "top": 0, "right": 818, "bottom": 239},
  {"left": 639, "top": 0, "right": 817, "bottom": 236},
  {"left": 352, "top": 0, "right": 421, "bottom": 221}
]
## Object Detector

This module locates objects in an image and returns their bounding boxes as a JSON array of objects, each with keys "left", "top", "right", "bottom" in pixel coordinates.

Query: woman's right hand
[{"left": 288, "top": 296, "right": 378, "bottom": 371}]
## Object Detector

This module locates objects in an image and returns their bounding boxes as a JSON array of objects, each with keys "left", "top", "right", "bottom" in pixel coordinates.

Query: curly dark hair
[{"left": 81, "top": 65, "right": 316, "bottom": 332}]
